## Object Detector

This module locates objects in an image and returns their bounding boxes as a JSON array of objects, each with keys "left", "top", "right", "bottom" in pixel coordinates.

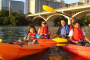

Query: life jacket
[
  {"left": 72, "top": 27, "right": 84, "bottom": 41},
  {"left": 38, "top": 26, "right": 49, "bottom": 36},
  {"left": 69, "top": 25, "right": 73, "bottom": 31},
  {"left": 27, "top": 32, "right": 37, "bottom": 41}
]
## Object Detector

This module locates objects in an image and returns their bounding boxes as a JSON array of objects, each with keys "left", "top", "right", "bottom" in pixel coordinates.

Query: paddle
[
  {"left": 0, "top": 39, "right": 2, "bottom": 42},
  {"left": 42, "top": 5, "right": 71, "bottom": 17},
  {"left": 1, "top": 39, "right": 23, "bottom": 47},
  {"left": 52, "top": 38, "right": 68, "bottom": 46},
  {"left": 52, "top": 37, "right": 90, "bottom": 46}
]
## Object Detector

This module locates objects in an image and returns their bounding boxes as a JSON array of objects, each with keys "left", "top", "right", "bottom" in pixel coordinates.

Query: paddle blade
[
  {"left": 0, "top": 39, "right": 2, "bottom": 42},
  {"left": 52, "top": 38, "right": 68, "bottom": 46},
  {"left": 38, "top": 39, "right": 58, "bottom": 47},
  {"left": 43, "top": 5, "right": 56, "bottom": 12}
]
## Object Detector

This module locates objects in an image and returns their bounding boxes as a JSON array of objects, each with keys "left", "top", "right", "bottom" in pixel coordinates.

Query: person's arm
[
  {"left": 51, "top": 27, "right": 60, "bottom": 39},
  {"left": 38, "top": 28, "right": 40, "bottom": 35},
  {"left": 32, "top": 39, "right": 37, "bottom": 45},
  {"left": 69, "top": 36, "right": 79, "bottom": 44},
  {"left": 44, "top": 27, "right": 51, "bottom": 36},
  {"left": 82, "top": 29, "right": 90, "bottom": 43},
  {"left": 69, "top": 29, "right": 79, "bottom": 44},
  {"left": 36, "top": 33, "right": 40, "bottom": 39},
  {"left": 84, "top": 36, "right": 90, "bottom": 43},
  {"left": 51, "top": 34, "right": 58, "bottom": 39}
]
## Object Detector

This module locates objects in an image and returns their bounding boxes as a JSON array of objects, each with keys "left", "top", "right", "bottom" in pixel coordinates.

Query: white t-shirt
[{"left": 69, "top": 29, "right": 86, "bottom": 36}]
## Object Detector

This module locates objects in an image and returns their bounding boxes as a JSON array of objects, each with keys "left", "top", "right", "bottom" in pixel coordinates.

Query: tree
[
  {"left": 79, "top": 16, "right": 90, "bottom": 26},
  {"left": 26, "top": 12, "right": 32, "bottom": 15},
  {"left": 0, "top": 9, "right": 9, "bottom": 17},
  {"left": 0, "top": 17, "right": 4, "bottom": 25},
  {"left": 3, "top": 17, "right": 10, "bottom": 25}
]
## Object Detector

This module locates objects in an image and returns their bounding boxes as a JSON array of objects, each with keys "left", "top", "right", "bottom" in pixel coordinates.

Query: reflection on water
[
  {"left": 0, "top": 26, "right": 90, "bottom": 60},
  {"left": 16, "top": 46, "right": 89, "bottom": 60}
]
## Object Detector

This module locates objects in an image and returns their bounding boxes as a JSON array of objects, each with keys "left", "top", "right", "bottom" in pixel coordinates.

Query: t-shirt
[
  {"left": 69, "top": 29, "right": 86, "bottom": 36},
  {"left": 56, "top": 25, "right": 69, "bottom": 36},
  {"left": 24, "top": 33, "right": 40, "bottom": 39}
]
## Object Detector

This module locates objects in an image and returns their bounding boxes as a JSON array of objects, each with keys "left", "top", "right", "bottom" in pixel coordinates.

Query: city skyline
[{"left": 14, "top": 0, "right": 79, "bottom": 3}]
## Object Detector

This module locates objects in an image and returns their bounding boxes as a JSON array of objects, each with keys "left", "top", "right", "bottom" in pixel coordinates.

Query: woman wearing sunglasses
[{"left": 38, "top": 21, "right": 51, "bottom": 39}]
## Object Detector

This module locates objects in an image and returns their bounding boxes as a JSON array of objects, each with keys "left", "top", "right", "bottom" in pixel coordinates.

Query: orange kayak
[
  {"left": 63, "top": 43, "right": 90, "bottom": 59},
  {"left": 0, "top": 39, "right": 57, "bottom": 60}
]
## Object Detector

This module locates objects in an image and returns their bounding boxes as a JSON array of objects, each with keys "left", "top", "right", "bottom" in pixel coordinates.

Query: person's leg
[
  {"left": 19, "top": 40, "right": 28, "bottom": 45},
  {"left": 28, "top": 41, "right": 32, "bottom": 45}
]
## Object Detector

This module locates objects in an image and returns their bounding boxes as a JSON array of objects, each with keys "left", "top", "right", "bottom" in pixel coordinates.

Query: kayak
[
  {"left": 63, "top": 43, "right": 90, "bottom": 59},
  {"left": 0, "top": 43, "right": 47, "bottom": 60},
  {"left": 0, "top": 39, "right": 57, "bottom": 60}
]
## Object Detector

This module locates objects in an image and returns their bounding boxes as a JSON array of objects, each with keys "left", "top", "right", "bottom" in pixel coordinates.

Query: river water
[{"left": 0, "top": 26, "right": 90, "bottom": 60}]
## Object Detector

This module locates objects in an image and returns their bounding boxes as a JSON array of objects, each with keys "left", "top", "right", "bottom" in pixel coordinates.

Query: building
[
  {"left": 0, "top": 0, "right": 12, "bottom": 10},
  {"left": 67, "top": 2, "right": 84, "bottom": 7},
  {"left": 9, "top": 1, "right": 24, "bottom": 14},
  {"left": 79, "top": 0, "right": 90, "bottom": 4},
  {"left": 0, "top": 0, "right": 24, "bottom": 14},
  {"left": 25, "top": 0, "right": 66, "bottom": 14},
  {"left": 25, "top": 0, "right": 30, "bottom": 14}
]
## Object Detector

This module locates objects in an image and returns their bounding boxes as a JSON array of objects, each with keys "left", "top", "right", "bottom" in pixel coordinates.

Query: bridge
[{"left": 26, "top": 3, "right": 90, "bottom": 26}]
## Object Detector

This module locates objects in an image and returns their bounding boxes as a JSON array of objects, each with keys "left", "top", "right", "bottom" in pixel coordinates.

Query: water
[{"left": 0, "top": 26, "right": 90, "bottom": 60}]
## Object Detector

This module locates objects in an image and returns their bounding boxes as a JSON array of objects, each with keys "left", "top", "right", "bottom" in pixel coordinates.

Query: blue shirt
[
  {"left": 61, "top": 24, "right": 69, "bottom": 36},
  {"left": 24, "top": 33, "right": 40, "bottom": 39}
]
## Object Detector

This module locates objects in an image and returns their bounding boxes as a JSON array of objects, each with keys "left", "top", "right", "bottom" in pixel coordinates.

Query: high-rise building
[
  {"left": 0, "top": 0, "right": 12, "bottom": 10},
  {"left": 0, "top": 0, "right": 24, "bottom": 14},
  {"left": 9, "top": 1, "right": 24, "bottom": 14},
  {"left": 25, "top": 0, "right": 65, "bottom": 14},
  {"left": 25, "top": 0, "right": 30, "bottom": 14}
]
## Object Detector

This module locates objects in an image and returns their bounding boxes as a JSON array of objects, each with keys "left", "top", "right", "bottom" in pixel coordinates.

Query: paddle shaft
[
  {"left": 58, "top": 41, "right": 89, "bottom": 44},
  {"left": 56, "top": 11, "right": 71, "bottom": 17}
]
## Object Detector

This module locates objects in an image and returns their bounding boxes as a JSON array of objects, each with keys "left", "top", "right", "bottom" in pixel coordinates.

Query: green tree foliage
[
  {"left": 26, "top": 12, "right": 32, "bottom": 15},
  {"left": 0, "top": 17, "right": 4, "bottom": 25},
  {"left": 54, "top": 16, "right": 68, "bottom": 26},
  {"left": 79, "top": 16, "right": 90, "bottom": 26},
  {"left": 0, "top": 9, "right": 9, "bottom": 17},
  {"left": 3, "top": 17, "right": 10, "bottom": 25},
  {"left": 10, "top": 12, "right": 29, "bottom": 26},
  {"left": 0, "top": 9, "right": 32, "bottom": 26}
]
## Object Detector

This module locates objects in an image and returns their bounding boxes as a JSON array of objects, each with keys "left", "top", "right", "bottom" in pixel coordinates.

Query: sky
[{"left": 58, "top": 0, "right": 79, "bottom": 3}]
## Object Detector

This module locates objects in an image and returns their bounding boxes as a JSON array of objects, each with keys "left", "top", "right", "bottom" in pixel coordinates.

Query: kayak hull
[
  {"left": 0, "top": 39, "right": 57, "bottom": 60},
  {"left": 0, "top": 43, "right": 47, "bottom": 60},
  {"left": 63, "top": 43, "right": 90, "bottom": 59}
]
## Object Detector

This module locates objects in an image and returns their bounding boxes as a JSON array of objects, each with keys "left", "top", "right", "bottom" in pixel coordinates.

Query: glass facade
[
  {"left": 35, "top": 0, "right": 61, "bottom": 13},
  {"left": 10, "top": 1, "right": 24, "bottom": 14}
]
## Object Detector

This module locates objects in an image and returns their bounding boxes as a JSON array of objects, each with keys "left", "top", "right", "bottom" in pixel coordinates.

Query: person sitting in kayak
[
  {"left": 38, "top": 21, "right": 51, "bottom": 39},
  {"left": 17, "top": 26, "right": 40, "bottom": 45},
  {"left": 51, "top": 19, "right": 69, "bottom": 39},
  {"left": 69, "top": 20, "right": 90, "bottom": 46}
]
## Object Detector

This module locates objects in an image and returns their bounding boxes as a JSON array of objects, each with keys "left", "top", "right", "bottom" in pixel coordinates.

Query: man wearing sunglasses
[{"left": 38, "top": 21, "right": 51, "bottom": 39}]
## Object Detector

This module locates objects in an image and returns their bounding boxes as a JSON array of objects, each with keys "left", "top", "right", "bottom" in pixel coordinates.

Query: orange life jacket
[
  {"left": 27, "top": 32, "right": 37, "bottom": 41},
  {"left": 69, "top": 25, "right": 73, "bottom": 31},
  {"left": 38, "top": 26, "right": 49, "bottom": 36},
  {"left": 72, "top": 27, "right": 84, "bottom": 41}
]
